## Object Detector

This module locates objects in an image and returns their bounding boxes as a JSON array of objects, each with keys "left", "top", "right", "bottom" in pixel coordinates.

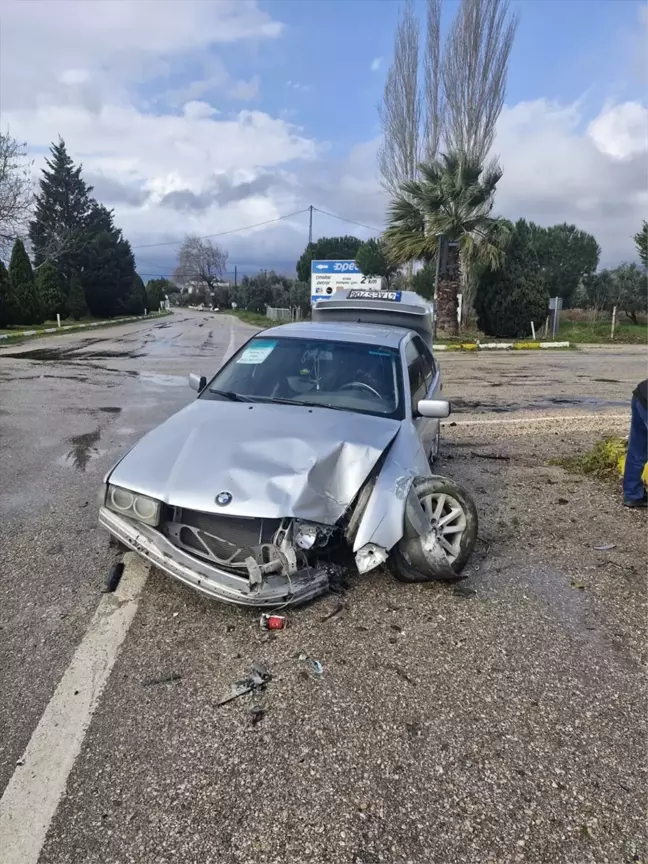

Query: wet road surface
[{"left": 0, "top": 315, "right": 645, "bottom": 864}]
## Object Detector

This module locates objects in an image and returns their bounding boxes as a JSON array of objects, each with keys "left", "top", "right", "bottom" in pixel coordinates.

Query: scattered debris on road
[
  {"left": 260, "top": 613, "right": 287, "bottom": 630},
  {"left": 593, "top": 543, "right": 617, "bottom": 551},
  {"left": 320, "top": 601, "right": 345, "bottom": 622},
  {"left": 298, "top": 653, "right": 324, "bottom": 676},
  {"left": 470, "top": 451, "right": 511, "bottom": 461},
  {"left": 102, "top": 562, "right": 124, "bottom": 593},
  {"left": 218, "top": 662, "right": 272, "bottom": 706},
  {"left": 250, "top": 705, "right": 266, "bottom": 725}
]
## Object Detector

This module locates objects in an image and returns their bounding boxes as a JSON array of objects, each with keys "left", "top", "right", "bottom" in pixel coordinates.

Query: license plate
[{"left": 347, "top": 290, "right": 402, "bottom": 301}]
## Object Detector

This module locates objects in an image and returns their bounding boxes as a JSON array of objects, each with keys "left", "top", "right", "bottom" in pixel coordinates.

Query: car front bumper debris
[{"left": 99, "top": 507, "right": 331, "bottom": 607}]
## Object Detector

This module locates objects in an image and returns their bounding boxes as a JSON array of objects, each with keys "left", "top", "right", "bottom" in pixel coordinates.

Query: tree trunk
[{"left": 436, "top": 241, "right": 459, "bottom": 335}]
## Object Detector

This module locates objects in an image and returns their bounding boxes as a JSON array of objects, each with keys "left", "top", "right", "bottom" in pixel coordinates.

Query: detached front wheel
[{"left": 389, "top": 475, "right": 478, "bottom": 583}]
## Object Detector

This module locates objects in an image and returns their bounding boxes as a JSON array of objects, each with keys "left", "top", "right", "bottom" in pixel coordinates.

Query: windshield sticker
[{"left": 236, "top": 340, "right": 278, "bottom": 364}]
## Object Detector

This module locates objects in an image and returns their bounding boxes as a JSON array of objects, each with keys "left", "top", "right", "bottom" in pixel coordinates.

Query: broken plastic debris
[
  {"left": 218, "top": 662, "right": 272, "bottom": 706},
  {"left": 297, "top": 653, "right": 324, "bottom": 676},
  {"left": 102, "top": 562, "right": 124, "bottom": 594},
  {"left": 260, "top": 613, "right": 287, "bottom": 631},
  {"left": 593, "top": 543, "right": 616, "bottom": 551},
  {"left": 250, "top": 705, "right": 265, "bottom": 725}
]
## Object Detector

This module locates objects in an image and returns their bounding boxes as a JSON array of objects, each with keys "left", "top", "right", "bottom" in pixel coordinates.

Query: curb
[
  {"left": 0, "top": 312, "right": 169, "bottom": 342},
  {"left": 435, "top": 341, "right": 571, "bottom": 352}
]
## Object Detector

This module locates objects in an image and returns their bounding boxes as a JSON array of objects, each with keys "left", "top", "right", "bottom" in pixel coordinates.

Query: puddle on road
[
  {"left": 57, "top": 428, "right": 104, "bottom": 471},
  {"left": 452, "top": 395, "right": 629, "bottom": 413}
]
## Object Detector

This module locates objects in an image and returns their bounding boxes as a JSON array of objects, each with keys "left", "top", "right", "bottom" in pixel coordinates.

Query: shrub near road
[{"left": 475, "top": 220, "right": 549, "bottom": 338}]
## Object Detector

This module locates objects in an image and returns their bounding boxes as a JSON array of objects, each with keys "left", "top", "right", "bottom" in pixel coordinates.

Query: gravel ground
[{"left": 1, "top": 316, "right": 646, "bottom": 864}]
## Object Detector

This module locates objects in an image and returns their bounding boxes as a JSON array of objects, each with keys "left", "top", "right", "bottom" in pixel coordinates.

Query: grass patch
[
  {"left": 556, "top": 320, "right": 647, "bottom": 345},
  {"left": 0, "top": 311, "right": 171, "bottom": 344},
  {"left": 223, "top": 310, "right": 273, "bottom": 327},
  {"left": 552, "top": 436, "right": 648, "bottom": 487}
]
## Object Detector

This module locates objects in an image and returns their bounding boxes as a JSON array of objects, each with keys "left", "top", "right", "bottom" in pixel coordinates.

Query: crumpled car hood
[{"left": 108, "top": 399, "right": 401, "bottom": 524}]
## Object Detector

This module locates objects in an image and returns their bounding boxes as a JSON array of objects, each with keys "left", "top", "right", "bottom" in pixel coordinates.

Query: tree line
[
  {"left": 0, "top": 136, "right": 146, "bottom": 329},
  {"left": 356, "top": 0, "right": 647, "bottom": 337}
]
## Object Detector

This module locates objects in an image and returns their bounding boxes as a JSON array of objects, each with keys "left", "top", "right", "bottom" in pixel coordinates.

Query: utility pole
[
  {"left": 234, "top": 265, "right": 237, "bottom": 288},
  {"left": 308, "top": 205, "right": 313, "bottom": 246}
]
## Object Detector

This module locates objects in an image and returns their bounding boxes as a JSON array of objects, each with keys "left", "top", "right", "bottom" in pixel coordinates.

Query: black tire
[
  {"left": 428, "top": 422, "right": 441, "bottom": 466},
  {"left": 389, "top": 475, "right": 478, "bottom": 583}
]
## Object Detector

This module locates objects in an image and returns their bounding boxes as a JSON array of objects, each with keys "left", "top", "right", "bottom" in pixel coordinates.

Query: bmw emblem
[{"left": 215, "top": 491, "right": 233, "bottom": 507}]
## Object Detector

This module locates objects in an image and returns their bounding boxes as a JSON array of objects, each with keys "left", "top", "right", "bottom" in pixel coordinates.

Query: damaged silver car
[{"left": 99, "top": 289, "right": 478, "bottom": 606}]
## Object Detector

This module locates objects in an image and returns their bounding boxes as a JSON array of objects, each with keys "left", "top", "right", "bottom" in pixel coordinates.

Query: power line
[
  {"left": 132, "top": 208, "right": 310, "bottom": 249},
  {"left": 313, "top": 207, "right": 382, "bottom": 234}
]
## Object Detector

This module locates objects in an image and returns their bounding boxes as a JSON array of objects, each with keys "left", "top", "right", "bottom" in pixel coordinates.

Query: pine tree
[
  {"left": 68, "top": 270, "right": 87, "bottom": 320},
  {"left": 36, "top": 261, "right": 65, "bottom": 320},
  {"left": 8, "top": 239, "right": 43, "bottom": 325},
  {"left": 82, "top": 204, "right": 137, "bottom": 317},
  {"left": 475, "top": 220, "right": 549, "bottom": 339},
  {"left": 0, "top": 260, "right": 11, "bottom": 328},
  {"left": 28, "top": 138, "right": 93, "bottom": 295}
]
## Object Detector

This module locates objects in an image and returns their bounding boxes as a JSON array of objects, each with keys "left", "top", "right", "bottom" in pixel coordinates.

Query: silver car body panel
[
  {"left": 108, "top": 398, "right": 401, "bottom": 524},
  {"left": 99, "top": 506, "right": 330, "bottom": 606},
  {"left": 352, "top": 420, "right": 431, "bottom": 553}
]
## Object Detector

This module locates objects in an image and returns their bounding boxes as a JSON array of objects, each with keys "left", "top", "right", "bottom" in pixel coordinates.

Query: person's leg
[{"left": 623, "top": 396, "right": 648, "bottom": 504}]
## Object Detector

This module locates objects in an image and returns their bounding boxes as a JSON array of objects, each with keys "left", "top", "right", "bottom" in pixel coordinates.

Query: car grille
[{"left": 163, "top": 508, "right": 282, "bottom": 574}]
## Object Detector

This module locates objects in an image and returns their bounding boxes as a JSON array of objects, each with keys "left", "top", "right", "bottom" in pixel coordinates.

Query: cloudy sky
[{"left": 1, "top": 0, "right": 646, "bottom": 279}]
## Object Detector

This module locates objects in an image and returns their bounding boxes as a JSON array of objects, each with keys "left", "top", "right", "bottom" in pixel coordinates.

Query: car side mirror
[
  {"left": 417, "top": 398, "right": 451, "bottom": 418},
  {"left": 189, "top": 372, "right": 206, "bottom": 392}
]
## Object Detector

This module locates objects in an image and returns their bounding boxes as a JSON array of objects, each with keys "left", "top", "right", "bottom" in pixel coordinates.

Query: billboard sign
[{"left": 311, "top": 260, "right": 381, "bottom": 304}]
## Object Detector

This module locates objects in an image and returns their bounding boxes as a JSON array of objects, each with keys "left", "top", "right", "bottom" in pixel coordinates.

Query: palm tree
[{"left": 384, "top": 151, "right": 507, "bottom": 334}]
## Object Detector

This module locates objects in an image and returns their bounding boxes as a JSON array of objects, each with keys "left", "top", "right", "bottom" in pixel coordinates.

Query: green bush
[
  {"left": 68, "top": 270, "right": 88, "bottom": 320},
  {"left": 36, "top": 261, "right": 65, "bottom": 319},
  {"left": 475, "top": 221, "right": 549, "bottom": 339}
]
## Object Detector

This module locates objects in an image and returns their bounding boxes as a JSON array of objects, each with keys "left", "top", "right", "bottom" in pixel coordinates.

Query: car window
[
  {"left": 200, "top": 336, "right": 405, "bottom": 420},
  {"left": 412, "top": 335, "right": 434, "bottom": 385},
  {"left": 405, "top": 338, "right": 427, "bottom": 409}
]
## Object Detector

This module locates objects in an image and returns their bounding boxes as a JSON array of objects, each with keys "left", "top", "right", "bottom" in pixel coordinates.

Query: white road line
[
  {"left": 223, "top": 317, "right": 237, "bottom": 362},
  {"left": 443, "top": 413, "right": 628, "bottom": 427},
  {"left": 0, "top": 553, "right": 148, "bottom": 864}
]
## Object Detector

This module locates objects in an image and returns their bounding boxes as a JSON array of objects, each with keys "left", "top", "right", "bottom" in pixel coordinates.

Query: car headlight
[{"left": 105, "top": 484, "right": 162, "bottom": 527}]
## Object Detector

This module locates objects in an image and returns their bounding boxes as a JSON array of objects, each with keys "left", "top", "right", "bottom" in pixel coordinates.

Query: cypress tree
[
  {"left": 36, "top": 261, "right": 65, "bottom": 320},
  {"left": 0, "top": 260, "right": 11, "bottom": 328},
  {"left": 68, "top": 270, "right": 88, "bottom": 320},
  {"left": 28, "top": 138, "right": 93, "bottom": 295},
  {"left": 8, "top": 239, "right": 43, "bottom": 325},
  {"left": 82, "top": 204, "right": 137, "bottom": 317}
]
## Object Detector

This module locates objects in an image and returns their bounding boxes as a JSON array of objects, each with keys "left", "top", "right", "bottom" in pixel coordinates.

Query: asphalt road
[{"left": 0, "top": 312, "right": 645, "bottom": 864}]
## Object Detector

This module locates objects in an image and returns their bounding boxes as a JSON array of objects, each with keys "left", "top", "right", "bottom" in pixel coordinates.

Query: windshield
[{"left": 201, "top": 335, "right": 404, "bottom": 419}]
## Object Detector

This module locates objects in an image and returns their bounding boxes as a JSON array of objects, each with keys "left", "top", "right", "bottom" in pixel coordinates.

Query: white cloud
[
  {"left": 494, "top": 99, "right": 648, "bottom": 265},
  {"left": 370, "top": 57, "right": 383, "bottom": 72},
  {"left": 285, "top": 81, "right": 311, "bottom": 92},
  {"left": 1, "top": 0, "right": 645, "bottom": 274},
  {"left": 228, "top": 76, "right": 261, "bottom": 102},
  {"left": 0, "top": 0, "right": 283, "bottom": 110},
  {"left": 587, "top": 101, "right": 648, "bottom": 159}
]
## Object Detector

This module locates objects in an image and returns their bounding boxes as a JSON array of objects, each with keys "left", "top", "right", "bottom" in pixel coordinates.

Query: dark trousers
[{"left": 623, "top": 396, "right": 648, "bottom": 502}]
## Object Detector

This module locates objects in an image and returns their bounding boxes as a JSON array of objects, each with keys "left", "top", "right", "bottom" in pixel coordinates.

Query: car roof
[{"left": 259, "top": 320, "right": 409, "bottom": 349}]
